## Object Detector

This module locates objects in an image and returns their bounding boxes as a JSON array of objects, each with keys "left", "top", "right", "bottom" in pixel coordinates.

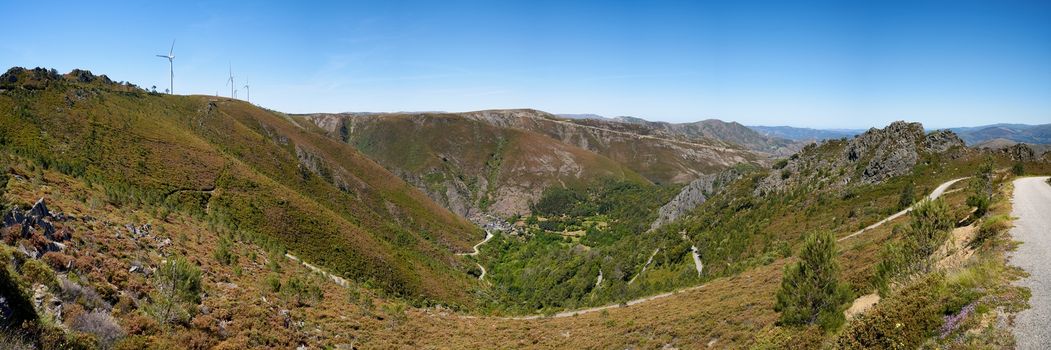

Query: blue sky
[{"left": 2, "top": 1, "right": 1050, "bottom": 128}]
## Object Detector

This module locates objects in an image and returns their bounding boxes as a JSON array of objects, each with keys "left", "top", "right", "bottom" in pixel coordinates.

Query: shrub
[
  {"left": 906, "top": 198, "right": 954, "bottom": 261},
  {"left": 41, "top": 252, "right": 74, "bottom": 271},
  {"left": 0, "top": 331, "right": 34, "bottom": 350},
  {"left": 150, "top": 256, "right": 202, "bottom": 324},
  {"left": 212, "top": 236, "right": 235, "bottom": 266},
  {"left": 837, "top": 274, "right": 947, "bottom": 349},
  {"left": 872, "top": 242, "right": 908, "bottom": 297},
  {"left": 1012, "top": 162, "right": 1024, "bottom": 176},
  {"left": 266, "top": 273, "right": 282, "bottom": 293},
  {"left": 70, "top": 310, "right": 125, "bottom": 349},
  {"left": 283, "top": 276, "right": 323, "bottom": 306},
  {"left": 19, "top": 258, "right": 58, "bottom": 289},
  {"left": 966, "top": 162, "right": 994, "bottom": 218},
  {"left": 972, "top": 214, "right": 1011, "bottom": 248},
  {"left": 57, "top": 276, "right": 107, "bottom": 311},
  {"left": 0, "top": 266, "right": 37, "bottom": 329},
  {"left": 898, "top": 182, "right": 915, "bottom": 211},
  {"left": 774, "top": 231, "right": 851, "bottom": 331}
]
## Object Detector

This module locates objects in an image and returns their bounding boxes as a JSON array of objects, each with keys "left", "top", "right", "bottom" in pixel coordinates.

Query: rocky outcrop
[
  {"left": 2, "top": 198, "right": 71, "bottom": 259},
  {"left": 1001, "top": 143, "right": 1036, "bottom": 162},
  {"left": 650, "top": 169, "right": 743, "bottom": 230},
  {"left": 754, "top": 121, "right": 965, "bottom": 195},
  {"left": 923, "top": 129, "right": 965, "bottom": 153}
]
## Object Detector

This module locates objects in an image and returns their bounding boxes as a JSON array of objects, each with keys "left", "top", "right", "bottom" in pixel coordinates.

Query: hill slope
[
  {"left": 300, "top": 109, "right": 765, "bottom": 218},
  {"left": 0, "top": 67, "right": 481, "bottom": 304}
]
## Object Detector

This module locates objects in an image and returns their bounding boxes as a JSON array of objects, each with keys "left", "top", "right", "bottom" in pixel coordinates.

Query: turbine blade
[
  {"left": 156, "top": 55, "right": 168, "bottom": 58},
  {"left": 169, "top": 39, "right": 175, "bottom": 56}
]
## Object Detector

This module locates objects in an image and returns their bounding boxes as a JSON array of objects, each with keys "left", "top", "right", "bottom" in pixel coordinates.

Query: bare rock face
[
  {"left": 650, "top": 169, "right": 742, "bottom": 230},
  {"left": 923, "top": 129, "right": 966, "bottom": 153},
  {"left": 848, "top": 121, "right": 924, "bottom": 184}
]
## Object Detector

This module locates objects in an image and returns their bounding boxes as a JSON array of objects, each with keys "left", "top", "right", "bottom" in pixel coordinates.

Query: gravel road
[{"left": 1009, "top": 176, "right": 1051, "bottom": 349}]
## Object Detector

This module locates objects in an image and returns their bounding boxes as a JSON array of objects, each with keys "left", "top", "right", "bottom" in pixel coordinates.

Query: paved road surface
[{"left": 1009, "top": 176, "right": 1051, "bottom": 349}]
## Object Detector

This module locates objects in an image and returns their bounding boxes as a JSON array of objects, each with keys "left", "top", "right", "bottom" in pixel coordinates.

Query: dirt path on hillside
[
  {"left": 838, "top": 177, "right": 966, "bottom": 242},
  {"left": 1008, "top": 176, "right": 1051, "bottom": 349},
  {"left": 457, "top": 230, "right": 493, "bottom": 256}
]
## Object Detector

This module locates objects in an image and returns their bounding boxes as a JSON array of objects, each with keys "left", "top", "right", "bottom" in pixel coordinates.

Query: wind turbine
[
  {"left": 226, "top": 64, "right": 236, "bottom": 99},
  {"left": 243, "top": 77, "right": 250, "bottom": 102},
  {"left": 155, "top": 39, "right": 175, "bottom": 94}
]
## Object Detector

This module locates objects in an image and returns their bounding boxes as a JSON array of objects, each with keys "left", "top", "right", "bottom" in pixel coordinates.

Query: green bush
[
  {"left": 898, "top": 182, "right": 915, "bottom": 210},
  {"left": 19, "top": 258, "right": 58, "bottom": 289},
  {"left": 774, "top": 231, "right": 851, "bottom": 331},
  {"left": 972, "top": 214, "right": 1011, "bottom": 248},
  {"left": 1012, "top": 162, "right": 1024, "bottom": 176},
  {"left": 872, "top": 242, "right": 908, "bottom": 297},
  {"left": 872, "top": 198, "right": 955, "bottom": 296},
  {"left": 265, "top": 273, "right": 282, "bottom": 293},
  {"left": 213, "top": 236, "right": 236, "bottom": 266},
  {"left": 906, "top": 198, "right": 954, "bottom": 262},
  {"left": 966, "top": 162, "right": 993, "bottom": 218},
  {"left": 283, "top": 276, "right": 324, "bottom": 306},
  {"left": 151, "top": 256, "right": 202, "bottom": 324}
]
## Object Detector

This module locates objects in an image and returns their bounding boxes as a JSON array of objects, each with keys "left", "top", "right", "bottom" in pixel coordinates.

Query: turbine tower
[
  {"left": 243, "top": 77, "right": 250, "bottom": 102},
  {"left": 155, "top": 39, "right": 175, "bottom": 94},
  {"left": 226, "top": 64, "right": 236, "bottom": 99}
]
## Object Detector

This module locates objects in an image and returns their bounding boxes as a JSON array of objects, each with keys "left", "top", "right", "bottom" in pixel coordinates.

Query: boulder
[{"left": 29, "top": 198, "right": 50, "bottom": 219}]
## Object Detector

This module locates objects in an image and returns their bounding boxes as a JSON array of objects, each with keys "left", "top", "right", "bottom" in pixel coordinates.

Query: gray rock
[
  {"left": 29, "top": 198, "right": 50, "bottom": 219},
  {"left": 1003, "top": 143, "right": 1036, "bottom": 162},
  {"left": 651, "top": 169, "right": 742, "bottom": 230}
]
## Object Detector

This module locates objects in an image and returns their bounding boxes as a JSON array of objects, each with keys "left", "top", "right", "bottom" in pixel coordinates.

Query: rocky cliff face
[
  {"left": 649, "top": 169, "right": 744, "bottom": 231},
  {"left": 754, "top": 121, "right": 965, "bottom": 195}
]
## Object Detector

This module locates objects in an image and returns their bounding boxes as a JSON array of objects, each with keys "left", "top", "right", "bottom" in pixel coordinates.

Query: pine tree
[{"left": 774, "top": 231, "right": 851, "bottom": 331}]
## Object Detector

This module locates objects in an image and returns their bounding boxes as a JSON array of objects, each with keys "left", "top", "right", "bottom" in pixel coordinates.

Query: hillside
[
  {"left": 299, "top": 109, "right": 765, "bottom": 218},
  {"left": 296, "top": 112, "right": 646, "bottom": 220},
  {"left": 0, "top": 67, "right": 482, "bottom": 304},
  {"left": 604, "top": 116, "right": 804, "bottom": 155},
  {"left": 3, "top": 87, "right": 1050, "bottom": 347}
]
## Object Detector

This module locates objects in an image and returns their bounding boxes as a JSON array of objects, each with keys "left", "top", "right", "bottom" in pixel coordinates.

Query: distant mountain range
[
  {"left": 746, "top": 125, "right": 864, "bottom": 141},
  {"left": 945, "top": 123, "right": 1051, "bottom": 146},
  {"left": 559, "top": 114, "right": 1051, "bottom": 151}
]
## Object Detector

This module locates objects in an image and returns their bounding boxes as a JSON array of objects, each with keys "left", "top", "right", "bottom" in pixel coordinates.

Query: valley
[{"left": 1, "top": 67, "right": 1050, "bottom": 349}]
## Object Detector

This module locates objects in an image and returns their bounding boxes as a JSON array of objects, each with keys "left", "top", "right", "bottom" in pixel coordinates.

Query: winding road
[
  {"left": 457, "top": 230, "right": 493, "bottom": 256},
  {"left": 838, "top": 177, "right": 967, "bottom": 242},
  {"left": 457, "top": 230, "right": 493, "bottom": 281},
  {"left": 1009, "top": 176, "right": 1051, "bottom": 349}
]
